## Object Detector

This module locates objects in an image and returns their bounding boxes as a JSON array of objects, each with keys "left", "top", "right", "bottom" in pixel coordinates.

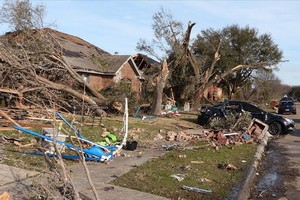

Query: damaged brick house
[
  {"left": 48, "top": 29, "right": 158, "bottom": 95},
  {"left": 204, "top": 84, "right": 223, "bottom": 102}
]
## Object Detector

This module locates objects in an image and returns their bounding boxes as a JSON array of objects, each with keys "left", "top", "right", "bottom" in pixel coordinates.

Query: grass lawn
[
  {"left": 111, "top": 142, "right": 257, "bottom": 200},
  {"left": 0, "top": 112, "right": 258, "bottom": 199}
]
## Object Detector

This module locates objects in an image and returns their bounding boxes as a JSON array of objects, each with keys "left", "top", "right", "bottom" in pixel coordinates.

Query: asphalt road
[
  {"left": 280, "top": 103, "right": 300, "bottom": 199},
  {"left": 250, "top": 103, "right": 300, "bottom": 199}
]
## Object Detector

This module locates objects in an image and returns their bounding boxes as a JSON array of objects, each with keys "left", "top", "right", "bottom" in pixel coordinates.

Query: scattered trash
[
  {"left": 13, "top": 140, "right": 36, "bottom": 148},
  {"left": 247, "top": 119, "right": 269, "bottom": 140},
  {"left": 154, "top": 133, "right": 164, "bottom": 141},
  {"left": 258, "top": 190, "right": 266, "bottom": 198},
  {"left": 182, "top": 185, "right": 212, "bottom": 194},
  {"left": 184, "top": 102, "right": 190, "bottom": 112},
  {"left": 199, "top": 178, "right": 212, "bottom": 182},
  {"left": 218, "top": 163, "right": 238, "bottom": 170},
  {"left": 0, "top": 135, "right": 25, "bottom": 143},
  {"left": 191, "top": 160, "right": 204, "bottom": 164},
  {"left": 223, "top": 133, "right": 238, "bottom": 136},
  {"left": 134, "top": 106, "right": 157, "bottom": 120},
  {"left": 14, "top": 99, "right": 130, "bottom": 162},
  {"left": 242, "top": 134, "right": 250, "bottom": 140},
  {"left": 179, "top": 165, "right": 191, "bottom": 171},
  {"left": 103, "top": 186, "right": 114, "bottom": 191},
  {"left": 121, "top": 153, "right": 133, "bottom": 158},
  {"left": 125, "top": 141, "right": 138, "bottom": 151},
  {"left": 162, "top": 144, "right": 178, "bottom": 150},
  {"left": 170, "top": 174, "right": 184, "bottom": 182},
  {"left": 176, "top": 154, "right": 187, "bottom": 159},
  {"left": 96, "top": 132, "right": 119, "bottom": 146}
]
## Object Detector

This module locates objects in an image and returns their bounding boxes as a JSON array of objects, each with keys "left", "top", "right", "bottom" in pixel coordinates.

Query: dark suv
[
  {"left": 197, "top": 100, "right": 295, "bottom": 135},
  {"left": 278, "top": 101, "right": 297, "bottom": 114}
]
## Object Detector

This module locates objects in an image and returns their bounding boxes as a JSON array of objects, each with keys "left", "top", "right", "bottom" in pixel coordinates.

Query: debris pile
[{"left": 163, "top": 119, "right": 268, "bottom": 147}]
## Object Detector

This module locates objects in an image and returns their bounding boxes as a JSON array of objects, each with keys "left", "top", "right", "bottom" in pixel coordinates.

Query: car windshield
[
  {"left": 281, "top": 97, "right": 294, "bottom": 102},
  {"left": 280, "top": 101, "right": 294, "bottom": 106}
]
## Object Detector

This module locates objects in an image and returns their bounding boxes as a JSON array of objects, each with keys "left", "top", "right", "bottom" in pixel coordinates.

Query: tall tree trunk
[
  {"left": 193, "top": 40, "right": 222, "bottom": 107},
  {"left": 151, "top": 60, "right": 169, "bottom": 115}
]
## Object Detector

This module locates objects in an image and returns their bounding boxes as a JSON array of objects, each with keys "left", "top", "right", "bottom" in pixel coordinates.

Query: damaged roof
[
  {"left": 0, "top": 28, "right": 159, "bottom": 76},
  {"left": 46, "top": 28, "right": 157, "bottom": 75}
]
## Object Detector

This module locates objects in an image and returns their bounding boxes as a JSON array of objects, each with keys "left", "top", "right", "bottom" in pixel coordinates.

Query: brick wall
[
  {"left": 83, "top": 62, "right": 141, "bottom": 93},
  {"left": 87, "top": 75, "right": 114, "bottom": 91},
  {"left": 114, "top": 62, "right": 141, "bottom": 93}
]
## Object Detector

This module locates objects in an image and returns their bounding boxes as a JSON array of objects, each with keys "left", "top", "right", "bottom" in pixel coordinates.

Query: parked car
[
  {"left": 280, "top": 96, "right": 295, "bottom": 102},
  {"left": 278, "top": 100, "right": 297, "bottom": 114},
  {"left": 197, "top": 100, "right": 295, "bottom": 135}
]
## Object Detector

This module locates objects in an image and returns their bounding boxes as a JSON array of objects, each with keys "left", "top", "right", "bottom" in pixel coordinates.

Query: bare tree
[
  {"left": 0, "top": 0, "right": 46, "bottom": 31},
  {"left": 137, "top": 8, "right": 181, "bottom": 115},
  {"left": 137, "top": 9, "right": 221, "bottom": 109},
  {"left": 241, "top": 69, "right": 289, "bottom": 103}
]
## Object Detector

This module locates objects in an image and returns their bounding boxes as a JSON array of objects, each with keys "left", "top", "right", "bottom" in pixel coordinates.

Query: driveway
[{"left": 250, "top": 103, "right": 300, "bottom": 199}]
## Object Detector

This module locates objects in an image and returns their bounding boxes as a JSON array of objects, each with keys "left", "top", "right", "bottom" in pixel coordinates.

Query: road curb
[{"left": 236, "top": 131, "right": 272, "bottom": 200}]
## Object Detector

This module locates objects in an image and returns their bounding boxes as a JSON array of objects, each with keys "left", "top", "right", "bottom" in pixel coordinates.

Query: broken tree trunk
[
  {"left": 193, "top": 40, "right": 222, "bottom": 108},
  {"left": 151, "top": 59, "right": 169, "bottom": 116}
]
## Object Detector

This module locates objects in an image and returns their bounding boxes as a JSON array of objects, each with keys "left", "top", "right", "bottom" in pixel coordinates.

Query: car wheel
[{"left": 268, "top": 122, "right": 282, "bottom": 135}]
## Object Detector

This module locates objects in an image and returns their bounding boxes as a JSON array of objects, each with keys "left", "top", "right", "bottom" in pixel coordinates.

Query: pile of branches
[{"left": 0, "top": 29, "right": 107, "bottom": 116}]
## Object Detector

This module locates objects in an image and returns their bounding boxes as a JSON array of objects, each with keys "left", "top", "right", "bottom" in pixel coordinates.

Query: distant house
[
  {"left": 47, "top": 28, "right": 158, "bottom": 93},
  {"left": 207, "top": 84, "right": 223, "bottom": 101},
  {"left": 200, "top": 84, "right": 223, "bottom": 102}
]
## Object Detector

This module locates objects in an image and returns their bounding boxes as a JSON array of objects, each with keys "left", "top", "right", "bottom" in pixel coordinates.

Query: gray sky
[{"left": 1, "top": 0, "right": 299, "bottom": 86}]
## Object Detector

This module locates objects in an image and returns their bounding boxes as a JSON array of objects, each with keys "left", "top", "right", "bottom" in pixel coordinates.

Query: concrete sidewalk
[
  {"left": 68, "top": 147, "right": 169, "bottom": 200},
  {"left": 0, "top": 163, "right": 40, "bottom": 198},
  {"left": 0, "top": 148, "right": 169, "bottom": 200},
  {"left": 0, "top": 164, "right": 39, "bottom": 187}
]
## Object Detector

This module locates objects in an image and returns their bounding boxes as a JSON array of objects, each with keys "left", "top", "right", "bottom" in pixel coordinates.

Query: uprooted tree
[{"left": 0, "top": 0, "right": 107, "bottom": 116}]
